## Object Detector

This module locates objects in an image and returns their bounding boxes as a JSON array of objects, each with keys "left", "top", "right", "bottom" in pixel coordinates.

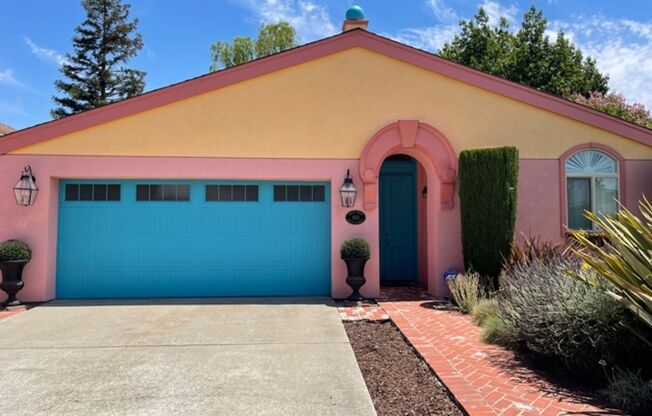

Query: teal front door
[{"left": 379, "top": 158, "right": 418, "bottom": 282}]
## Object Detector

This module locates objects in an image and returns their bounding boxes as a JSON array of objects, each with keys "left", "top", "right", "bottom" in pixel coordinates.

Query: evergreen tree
[
  {"left": 440, "top": 9, "right": 512, "bottom": 78},
  {"left": 210, "top": 21, "right": 298, "bottom": 71},
  {"left": 52, "top": 0, "right": 145, "bottom": 119},
  {"left": 440, "top": 6, "right": 609, "bottom": 98}
]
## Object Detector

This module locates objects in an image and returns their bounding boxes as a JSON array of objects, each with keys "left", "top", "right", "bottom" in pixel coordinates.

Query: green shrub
[
  {"left": 599, "top": 367, "right": 652, "bottom": 416},
  {"left": 481, "top": 315, "right": 520, "bottom": 348},
  {"left": 498, "top": 253, "right": 642, "bottom": 375},
  {"left": 0, "top": 239, "right": 31, "bottom": 262},
  {"left": 472, "top": 298, "right": 500, "bottom": 326},
  {"left": 340, "top": 238, "right": 370, "bottom": 259},
  {"left": 459, "top": 146, "right": 519, "bottom": 282},
  {"left": 447, "top": 272, "right": 485, "bottom": 314}
]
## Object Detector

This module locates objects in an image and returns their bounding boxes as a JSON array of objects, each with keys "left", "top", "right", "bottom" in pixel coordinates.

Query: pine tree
[{"left": 52, "top": 0, "right": 145, "bottom": 119}]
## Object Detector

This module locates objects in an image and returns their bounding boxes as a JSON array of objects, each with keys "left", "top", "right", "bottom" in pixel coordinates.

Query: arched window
[{"left": 565, "top": 150, "right": 619, "bottom": 229}]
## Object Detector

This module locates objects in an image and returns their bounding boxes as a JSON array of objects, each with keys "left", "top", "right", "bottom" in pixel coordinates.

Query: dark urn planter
[
  {"left": 0, "top": 261, "right": 27, "bottom": 307},
  {"left": 343, "top": 257, "right": 368, "bottom": 301}
]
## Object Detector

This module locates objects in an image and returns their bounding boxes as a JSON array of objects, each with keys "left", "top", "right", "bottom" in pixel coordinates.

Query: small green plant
[
  {"left": 599, "top": 365, "right": 652, "bottom": 416},
  {"left": 340, "top": 238, "right": 371, "bottom": 259},
  {"left": 481, "top": 315, "right": 520, "bottom": 348},
  {"left": 472, "top": 298, "right": 500, "bottom": 326},
  {"left": 447, "top": 272, "right": 485, "bottom": 314},
  {"left": 0, "top": 240, "right": 31, "bottom": 262}
]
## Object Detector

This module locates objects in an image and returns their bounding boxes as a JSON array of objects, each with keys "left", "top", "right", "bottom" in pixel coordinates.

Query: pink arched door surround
[
  {"left": 359, "top": 120, "right": 458, "bottom": 211},
  {"left": 359, "top": 120, "right": 460, "bottom": 297}
]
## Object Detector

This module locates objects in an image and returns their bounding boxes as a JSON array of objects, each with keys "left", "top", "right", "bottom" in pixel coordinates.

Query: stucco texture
[{"left": 11, "top": 47, "right": 652, "bottom": 159}]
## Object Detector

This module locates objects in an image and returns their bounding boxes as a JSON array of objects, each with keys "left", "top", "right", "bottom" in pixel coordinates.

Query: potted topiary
[
  {"left": 340, "top": 237, "right": 371, "bottom": 301},
  {"left": 0, "top": 239, "right": 31, "bottom": 307}
]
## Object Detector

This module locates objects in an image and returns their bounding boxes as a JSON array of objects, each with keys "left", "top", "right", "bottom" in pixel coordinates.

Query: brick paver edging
[
  {"left": 0, "top": 305, "right": 29, "bottom": 321},
  {"left": 378, "top": 300, "right": 621, "bottom": 416}
]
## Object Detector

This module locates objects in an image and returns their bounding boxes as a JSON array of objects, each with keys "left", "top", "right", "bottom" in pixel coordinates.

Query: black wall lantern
[
  {"left": 14, "top": 166, "right": 38, "bottom": 206},
  {"left": 339, "top": 169, "right": 357, "bottom": 208},
  {"left": 421, "top": 186, "right": 428, "bottom": 199}
]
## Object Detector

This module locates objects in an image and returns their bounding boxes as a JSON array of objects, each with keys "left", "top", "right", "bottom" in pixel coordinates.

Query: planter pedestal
[
  {"left": 0, "top": 261, "right": 27, "bottom": 307},
  {"left": 343, "top": 257, "right": 368, "bottom": 301}
]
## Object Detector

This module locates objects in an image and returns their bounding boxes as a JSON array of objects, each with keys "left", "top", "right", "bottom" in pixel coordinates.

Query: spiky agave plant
[{"left": 570, "top": 197, "right": 652, "bottom": 330}]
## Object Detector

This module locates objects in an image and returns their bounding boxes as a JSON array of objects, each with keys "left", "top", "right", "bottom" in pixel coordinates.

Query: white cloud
[
  {"left": 0, "top": 69, "right": 30, "bottom": 90},
  {"left": 241, "top": 0, "right": 337, "bottom": 41},
  {"left": 427, "top": 0, "right": 458, "bottom": 23},
  {"left": 24, "top": 37, "right": 67, "bottom": 66},
  {"left": 388, "top": 24, "right": 459, "bottom": 52},
  {"left": 390, "top": 0, "right": 519, "bottom": 52},
  {"left": 479, "top": 1, "right": 518, "bottom": 25},
  {"left": 550, "top": 16, "right": 652, "bottom": 109}
]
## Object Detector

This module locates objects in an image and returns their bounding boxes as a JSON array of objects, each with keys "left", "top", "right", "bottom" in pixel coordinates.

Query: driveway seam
[{"left": 0, "top": 340, "right": 352, "bottom": 350}]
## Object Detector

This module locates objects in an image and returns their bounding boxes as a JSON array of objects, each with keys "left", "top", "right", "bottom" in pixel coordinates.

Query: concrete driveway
[{"left": 0, "top": 298, "right": 376, "bottom": 416}]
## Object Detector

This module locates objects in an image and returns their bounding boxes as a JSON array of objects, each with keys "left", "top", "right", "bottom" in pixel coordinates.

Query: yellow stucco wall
[{"left": 12, "top": 47, "right": 652, "bottom": 159}]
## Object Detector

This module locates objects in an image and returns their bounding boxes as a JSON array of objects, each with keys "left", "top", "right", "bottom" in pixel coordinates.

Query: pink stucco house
[{"left": 1, "top": 14, "right": 651, "bottom": 303}]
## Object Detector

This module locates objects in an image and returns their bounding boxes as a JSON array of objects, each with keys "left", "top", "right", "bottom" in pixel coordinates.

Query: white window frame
[{"left": 565, "top": 151, "right": 619, "bottom": 231}]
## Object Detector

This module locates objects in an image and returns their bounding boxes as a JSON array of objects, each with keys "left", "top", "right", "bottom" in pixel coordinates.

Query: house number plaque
[{"left": 346, "top": 210, "right": 366, "bottom": 225}]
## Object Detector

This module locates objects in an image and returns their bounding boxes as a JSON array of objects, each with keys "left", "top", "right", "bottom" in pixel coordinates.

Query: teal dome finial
[{"left": 346, "top": 5, "right": 365, "bottom": 20}]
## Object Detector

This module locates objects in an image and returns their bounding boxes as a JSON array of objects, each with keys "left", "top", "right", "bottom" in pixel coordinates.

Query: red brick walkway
[{"left": 378, "top": 292, "right": 621, "bottom": 416}]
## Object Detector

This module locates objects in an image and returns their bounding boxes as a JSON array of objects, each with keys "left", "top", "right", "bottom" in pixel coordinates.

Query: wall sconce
[
  {"left": 13, "top": 166, "right": 38, "bottom": 206},
  {"left": 339, "top": 169, "right": 357, "bottom": 208},
  {"left": 421, "top": 186, "right": 428, "bottom": 199}
]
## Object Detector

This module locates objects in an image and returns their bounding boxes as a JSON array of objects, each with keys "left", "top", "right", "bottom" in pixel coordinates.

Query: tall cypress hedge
[{"left": 459, "top": 146, "right": 519, "bottom": 281}]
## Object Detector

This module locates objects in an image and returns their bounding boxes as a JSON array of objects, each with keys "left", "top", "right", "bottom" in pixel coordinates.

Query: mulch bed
[{"left": 345, "top": 321, "right": 464, "bottom": 416}]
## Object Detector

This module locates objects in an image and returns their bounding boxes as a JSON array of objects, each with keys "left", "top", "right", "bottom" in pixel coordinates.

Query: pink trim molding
[
  {"left": 359, "top": 120, "right": 458, "bottom": 210},
  {"left": 1, "top": 29, "right": 651, "bottom": 155},
  {"left": 558, "top": 142, "right": 627, "bottom": 236}
]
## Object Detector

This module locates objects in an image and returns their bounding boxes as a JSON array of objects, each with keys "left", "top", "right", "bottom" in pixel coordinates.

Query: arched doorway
[{"left": 359, "top": 120, "right": 459, "bottom": 296}]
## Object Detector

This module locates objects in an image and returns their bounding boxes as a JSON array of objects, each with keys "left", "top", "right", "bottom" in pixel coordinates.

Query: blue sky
[{"left": 2, "top": 0, "right": 651, "bottom": 130}]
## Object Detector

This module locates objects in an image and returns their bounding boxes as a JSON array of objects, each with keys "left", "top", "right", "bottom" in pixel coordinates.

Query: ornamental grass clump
[
  {"left": 504, "top": 235, "right": 568, "bottom": 271},
  {"left": 447, "top": 272, "right": 486, "bottom": 314},
  {"left": 0, "top": 240, "right": 31, "bottom": 262},
  {"left": 497, "top": 253, "right": 639, "bottom": 375},
  {"left": 570, "top": 198, "right": 652, "bottom": 331},
  {"left": 472, "top": 298, "right": 500, "bottom": 326}
]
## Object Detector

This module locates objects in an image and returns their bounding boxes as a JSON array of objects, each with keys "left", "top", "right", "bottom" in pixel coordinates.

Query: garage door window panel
[{"left": 65, "top": 183, "right": 121, "bottom": 202}]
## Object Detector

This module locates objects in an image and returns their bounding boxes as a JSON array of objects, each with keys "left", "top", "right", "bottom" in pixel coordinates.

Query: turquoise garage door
[{"left": 56, "top": 180, "right": 331, "bottom": 298}]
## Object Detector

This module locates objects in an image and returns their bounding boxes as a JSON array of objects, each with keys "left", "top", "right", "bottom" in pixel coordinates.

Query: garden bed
[{"left": 344, "top": 321, "right": 464, "bottom": 416}]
